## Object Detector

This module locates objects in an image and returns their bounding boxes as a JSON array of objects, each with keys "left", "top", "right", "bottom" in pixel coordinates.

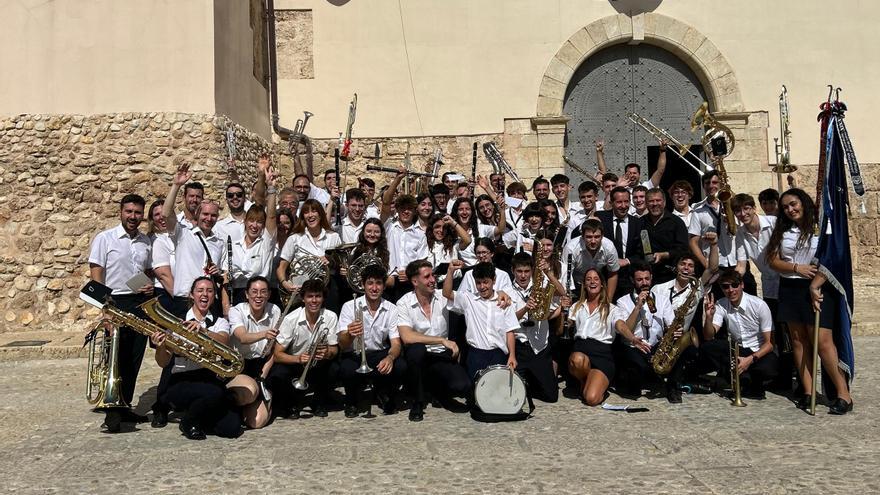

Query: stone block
[
  {"left": 681, "top": 28, "right": 706, "bottom": 55},
  {"left": 13, "top": 276, "right": 32, "bottom": 291},
  {"left": 555, "top": 42, "right": 584, "bottom": 70},
  {"left": 567, "top": 28, "right": 596, "bottom": 55},
  {"left": 601, "top": 15, "right": 622, "bottom": 40},
  {"left": 544, "top": 57, "right": 573, "bottom": 85},
  {"left": 537, "top": 96, "right": 563, "bottom": 117},
  {"left": 504, "top": 118, "right": 533, "bottom": 135},
  {"left": 585, "top": 20, "right": 609, "bottom": 46},
  {"left": 538, "top": 76, "right": 566, "bottom": 101}
]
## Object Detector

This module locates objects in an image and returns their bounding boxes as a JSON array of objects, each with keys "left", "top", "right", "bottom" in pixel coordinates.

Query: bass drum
[{"left": 473, "top": 365, "right": 527, "bottom": 415}]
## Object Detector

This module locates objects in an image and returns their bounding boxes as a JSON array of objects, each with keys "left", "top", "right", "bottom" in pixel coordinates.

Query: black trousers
[
  {"left": 339, "top": 350, "right": 408, "bottom": 406},
  {"left": 612, "top": 340, "right": 696, "bottom": 392},
  {"left": 701, "top": 339, "right": 779, "bottom": 393},
  {"left": 266, "top": 359, "right": 335, "bottom": 411},
  {"left": 111, "top": 294, "right": 149, "bottom": 405},
  {"left": 514, "top": 340, "right": 558, "bottom": 403},
  {"left": 404, "top": 344, "right": 471, "bottom": 405},
  {"left": 465, "top": 347, "right": 507, "bottom": 383},
  {"left": 162, "top": 369, "right": 241, "bottom": 438}
]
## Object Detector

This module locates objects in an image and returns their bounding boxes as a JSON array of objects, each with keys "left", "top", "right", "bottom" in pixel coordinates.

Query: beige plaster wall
[
  {"left": 214, "top": 0, "right": 272, "bottom": 139},
  {"left": 0, "top": 0, "right": 216, "bottom": 116},
  {"left": 274, "top": 0, "right": 879, "bottom": 165}
]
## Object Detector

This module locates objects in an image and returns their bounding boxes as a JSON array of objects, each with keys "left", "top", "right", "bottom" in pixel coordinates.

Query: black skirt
[
  {"left": 778, "top": 277, "right": 836, "bottom": 328},
  {"left": 572, "top": 338, "right": 615, "bottom": 381}
]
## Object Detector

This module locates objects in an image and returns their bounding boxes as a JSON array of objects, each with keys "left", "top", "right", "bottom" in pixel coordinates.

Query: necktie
[{"left": 614, "top": 218, "right": 624, "bottom": 258}]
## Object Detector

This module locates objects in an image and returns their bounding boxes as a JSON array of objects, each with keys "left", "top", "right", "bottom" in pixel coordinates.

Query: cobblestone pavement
[{"left": 1, "top": 337, "right": 878, "bottom": 494}]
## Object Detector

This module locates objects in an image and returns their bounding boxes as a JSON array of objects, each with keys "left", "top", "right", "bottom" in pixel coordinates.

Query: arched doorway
[{"left": 562, "top": 43, "right": 709, "bottom": 195}]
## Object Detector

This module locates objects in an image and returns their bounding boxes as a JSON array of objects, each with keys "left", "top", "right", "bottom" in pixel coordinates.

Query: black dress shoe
[
  {"left": 829, "top": 398, "right": 853, "bottom": 415},
  {"left": 795, "top": 394, "right": 811, "bottom": 410},
  {"left": 682, "top": 383, "right": 712, "bottom": 395},
  {"left": 344, "top": 405, "right": 359, "bottom": 418},
  {"left": 104, "top": 410, "right": 122, "bottom": 433},
  {"left": 179, "top": 421, "right": 206, "bottom": 440},
  {"left": 312, "top": 404, "right": 328, "bottom": 418},
  {"left": 151, "top": 409, "right": 168, "bottom": 428},
  {"left": 666, "top": 386, "right": 682, "bottom": 404},
  {"left": 377, "top": 393, "right": 396, "bottom": 415},
  {"left": 408, "top": 403, "right": 424, "bottom": 422}
]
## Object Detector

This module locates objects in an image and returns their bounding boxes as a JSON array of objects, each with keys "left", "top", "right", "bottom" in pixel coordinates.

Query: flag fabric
[{"left": 815, "top": 107, "right": 856, "bottom": 383}]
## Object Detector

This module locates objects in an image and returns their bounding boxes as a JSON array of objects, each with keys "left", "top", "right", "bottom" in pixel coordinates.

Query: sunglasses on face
[
  {"left": 720, "top": 283, "right": 741, "bottom": 290},
  {"left": 226, "top": 192, "right": 244, "bottom": 199}
]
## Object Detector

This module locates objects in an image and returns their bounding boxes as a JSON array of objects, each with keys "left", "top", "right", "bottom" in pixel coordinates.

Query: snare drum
[{"left": 473, "top": 365, "right": 527, "bottom": 415}]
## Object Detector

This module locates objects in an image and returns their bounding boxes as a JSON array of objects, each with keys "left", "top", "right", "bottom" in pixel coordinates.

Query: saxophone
[
  {"left": 527, "top": 232, "right": 556, "bottom": 321},
  {"left": 651, "top": 276, "right": 700, "bottom": 375}
]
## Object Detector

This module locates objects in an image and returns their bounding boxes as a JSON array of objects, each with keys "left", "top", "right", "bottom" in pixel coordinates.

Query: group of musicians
[{"left": 87, "top": 140, "right": 853, "bottom": 438}]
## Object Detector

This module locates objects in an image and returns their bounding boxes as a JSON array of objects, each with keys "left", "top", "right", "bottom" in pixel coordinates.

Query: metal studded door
[{"left": 563, "top": 43, "right": 708, "bottom": 182}]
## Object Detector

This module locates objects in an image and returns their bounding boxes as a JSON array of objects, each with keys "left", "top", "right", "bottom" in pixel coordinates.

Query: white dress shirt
[
  {"left": 172, "top": 310, "right": 231, "bottom": 374},
  {"left": 614, "top": 292, "right": 673, "bottom": 347},
  {"left": 712, "top": 293, "right": 773, "bottom": 352},
  {"left": 168, "top": 223, "right": 226, "bottom": 297},
  {"left": 450, "top": 290, "right": 519, "bottom": 352},
  {"left": 337, "top": 296, "right": 400, "bottom": 352},
  {"left": 335, "top": 216, "right": 366, "bottom": 244},
  {"left": 688, "top": 198, "right": 737, "bottom": 267},
  {"left": 214, "top": 200, "right": 254, "bottom": 244},
  {"left": 610, "top": 215, "right": 631, "bottom": 257},
  {"left": 88, "top": 225, "right": 152, "bottom": 295},
  {"left": 651, "top": 278, "right": 703, "bottom": 335},
  {"left": 396, "top": 290, "right": 452, "bottom": 339},
  {"left": 151, "top": 233, "right": 175, "bottom": 289},
  {"left": 569, "top": 301, "right": 617, "bottom": 344},
  {"left": 556, "top": 199, "right": 584, "bottom": 227},
  {"left": 735, "top": 215, "right": 779, "bottom": 298},
  {"left": 386, "top": 219, "right": 428, "bottom": 273},
  {"left": 228, "top": 302, "right": 281, "bottom": 359},
  {"left": 276, "top": 307, "right": 339, "bottom": 355},
  {"left": 672, "top": 208, "right": 692, "bottom": 229},
  {"left": 230, "top": 229, "right": 277, "bottom": 288},
  {"left": 561, "top": 236, "right": 620, "bottom": 285},
  {"left": 458, "top": 224, "right": 497, "bottom": 266},
  {"left": 777, "top": 226, "right": 818, "bottom": 280},
  {"left": 510, "top": 277, "right": 558, "bottom": 354},
  {"left": 280, "top": 229, "right": 342, "bottom": 261}
]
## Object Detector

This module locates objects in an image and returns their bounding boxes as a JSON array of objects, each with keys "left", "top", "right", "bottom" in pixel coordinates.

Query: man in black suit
[{"left": 596, "top": 186, "right": 644, "bottom": 300}]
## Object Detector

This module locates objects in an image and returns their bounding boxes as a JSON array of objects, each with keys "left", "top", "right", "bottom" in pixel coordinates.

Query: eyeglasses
[
  {"left": 226, "top": 192, "right": 244, "bottom": 199},
  {"left": 720, "top": 282, "right": 741, "bottom": 290}
]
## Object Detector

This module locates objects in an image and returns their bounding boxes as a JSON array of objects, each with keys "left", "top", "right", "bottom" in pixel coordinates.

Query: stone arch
[{"left": 536, "top": 13, "right": 743, "bottom": 117}]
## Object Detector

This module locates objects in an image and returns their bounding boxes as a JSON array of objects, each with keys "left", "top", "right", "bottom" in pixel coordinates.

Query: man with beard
[
  {"left": 642, "top": 188, "right": 689, "bottom": 285},
  {"left": 334, "top": 188, "right": 368, "bottom": 243},
  {"left": 561, "top": 219, "right": 619, "bottom": 301},
  {"left": 531, "top": 176, "right": 551, "bottom": 202},
  {"left": 178, "top": 181, "right": 204, "bottom": 229},
  {"left": 87, "top": 193, "right": 153, "bottom": 432},
  {"left": 162, "top": 162, "right": 226, "bottom": 318},
  {"left": 397, "top": 260, "right": 470, "bottom": 422}
]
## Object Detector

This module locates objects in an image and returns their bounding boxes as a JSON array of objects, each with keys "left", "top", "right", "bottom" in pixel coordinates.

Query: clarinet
[
  {"left": 470, "top": 142, "right": 478, "bottom": 195},
  {"left": 226, "top": 235, "right": 233, "bottom": 304},
  {"left": 334, "top": 148, "right": 342, "bottom": 227},
  {"left": 560, "top": 253, "right": 574, "bottom": 340}
]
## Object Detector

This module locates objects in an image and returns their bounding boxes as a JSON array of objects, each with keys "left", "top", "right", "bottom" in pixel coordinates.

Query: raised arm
[
  {"left": 380, "top": 170, "right": 406, "bottom": 223},
  {"left": 252, "top": 155, "right": 270, "bottom": 207},
  {"left": 163, "top": 162, "right": 192, "bottom": 233},
  {"left": 595, "top": 140, "right": 607, "bottom": 176},
  {"left": 649, "top": 140, "right": 667, "bottom": 187}
]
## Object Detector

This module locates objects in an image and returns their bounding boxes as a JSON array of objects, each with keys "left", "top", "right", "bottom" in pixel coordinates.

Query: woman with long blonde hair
[{"left": 567, "top": 268, "right": 617, "bottom": 406}]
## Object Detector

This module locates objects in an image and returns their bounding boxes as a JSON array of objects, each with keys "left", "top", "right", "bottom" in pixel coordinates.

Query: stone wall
[{"left": 0, "top": 113, "right": 270, "bottom": 333}]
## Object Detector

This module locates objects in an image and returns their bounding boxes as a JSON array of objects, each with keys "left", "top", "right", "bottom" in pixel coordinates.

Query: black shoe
[
  {"left": 795, "top": 394, "right": 811, "bottom": 410},
  {"left": 179, "top": 421, "right": 206, "bottom": 440},
  {"left": 104, "top": 410, "right": 122, "bottom": 433},
  {"left": 312, "top": 404, "right": 328, "bottom": 418},
  {"left": 377, "top": 393, "right": 396, "bottom": 415},
  {"left": 120, "top": 409, "right": 148, "bottom": 423},
  {"left": 344, "top": 405, "right": 359, "bottom": 418},
  {"left": 743, "top": 389, "right": 766, "bottom": 400},
  {"left": 666, "top": 386, "right": 682, "bottom": 404},
  {"left": 828, "top": 398, "right": 853, "bottom": 415},
  {"left": 151, "top": 408, "right": 168, "bottom": 428},
  {"left": 409, "top": 403, "right": 424, "bottom": 422}
]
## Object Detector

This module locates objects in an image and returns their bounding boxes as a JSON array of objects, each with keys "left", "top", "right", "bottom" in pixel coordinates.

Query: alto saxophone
[
  {"left": 527, "top": 232, "right": 556, "bottom": 321},
  {"left": 651, "top": 276, "right": 700, "bottom": 375}
]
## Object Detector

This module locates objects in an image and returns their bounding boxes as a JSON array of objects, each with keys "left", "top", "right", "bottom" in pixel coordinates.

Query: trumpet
[
  {"left": 728, "top": 333, "right": 747, "bottom": 407},
  {"left": 354, "top": 301, "right": 372, "bottom": 374},
  {"left": 366, "top": 165, "right": 438, "bottom": 178},
  {"left": 773, "top": 85, "right": 797, "bottom": 177},
  {"left": 430, "top": 147, "right": 444, "bottom": 185},
  {"left": 293, "top": 315, "right": 328, "bottom": 391},
  {"left": 628, "top": 112, "right": 713, "bottom": 175},
  {"left": 290, "top": 110, "right": 313, "bottom": 144}
]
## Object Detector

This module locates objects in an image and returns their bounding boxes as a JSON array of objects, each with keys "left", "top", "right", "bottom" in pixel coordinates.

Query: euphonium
[
  {"left": 85, "top": 321, "right": 128, "bottom": 409},
  {"left": 651, "top": 276, "right": 700, "bottom": 375},
  {"left": 293, "top": 315, "right": 328, "bottom": 391}
]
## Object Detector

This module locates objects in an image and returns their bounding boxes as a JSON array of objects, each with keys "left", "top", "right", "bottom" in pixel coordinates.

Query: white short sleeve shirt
[{"left": 88, "top": 225, "right": 152, "bottom": 295}]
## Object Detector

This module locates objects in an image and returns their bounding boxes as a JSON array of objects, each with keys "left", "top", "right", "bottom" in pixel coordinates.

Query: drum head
[{"left": 474, "top": 365, "right": 527, "bottom": 415}]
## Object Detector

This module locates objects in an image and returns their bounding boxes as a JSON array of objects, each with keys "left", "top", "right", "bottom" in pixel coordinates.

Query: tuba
[
  {"left": 85, "top": 321, "right": 128, "bottom": 409},
  {"left": 651, "top": 276, "right": 700, "bottom": 375}
]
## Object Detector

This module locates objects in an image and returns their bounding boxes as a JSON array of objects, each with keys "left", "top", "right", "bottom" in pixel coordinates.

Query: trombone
[{"left": 628, "top": 112, "right": 713, "bottom": 175}]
